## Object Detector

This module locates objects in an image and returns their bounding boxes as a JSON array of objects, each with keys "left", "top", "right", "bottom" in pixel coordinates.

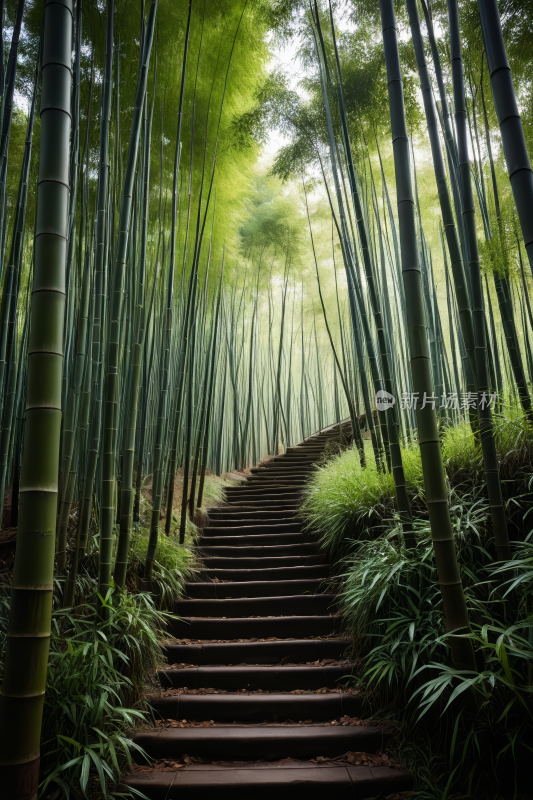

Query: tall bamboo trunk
[
  {"left": 0, "top": 1, "right": 72, "bottom": 793},
  {"left": 99, "top": 0, "right": 158, "bottom": 603},
  {"left": 0, "top": 0, "right": 25, "bottom": 277},
  {"left": 478, "top": 0, "right": 533, "bottom": 281},
  {"left": 75, "top": 0, "right": 114, "bottom": 590},
  {"left": 379, "top": 0, "right": 476, "bottom": 671},
  {"left": 447, "top": 0, "right": 511, "bottom": 561}
]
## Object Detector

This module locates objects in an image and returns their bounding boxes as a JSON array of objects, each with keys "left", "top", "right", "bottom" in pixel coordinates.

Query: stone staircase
[{"left": 123, "top": 422, "right": 412, "bottom": 798}]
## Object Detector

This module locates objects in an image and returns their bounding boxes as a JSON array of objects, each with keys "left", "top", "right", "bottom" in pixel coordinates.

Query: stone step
[
  {"left": 164, "top": 638, "right": 349, "bottom": 665},
  {"left": 132, "top": 724, "right": 389, "bottom": 761},
  {"left": 203, "top": 523, "right": 302, "bottom": 535},
  {"left": 245, "top": 478, "right": 310, "bottom": 484},
  {"left": 224, "top": 499, "right": 302, "bottom": 508},
  {"left": 241, "top": 480, "right": 307, "bottom": 488},
  {"left": 185, "top": 578, "right": 325, "bottom": 599},
  {"left": 201, "top": 565, "right": 329, "bottom": 582},
  {"left": 200, "top": 533, "right": 305, "bottom": 547},
  {"left": 166, "top": 614, "right": 339, "bottom": 640},
  {"left": 201, "top": 554, "right": 325, "bottom": 569},
  {"left": 225, "top": 487, "right": 303, "bottom": 499},
  {"left": 159, "top": 664, "right": 354, "bottom": 692},
  {"left": 200, "top": 543, "right": 318, "bottom": 558},
  {"left": 249, "top": 467, "right": 317, "bottom": 474},
  {"left": 173, "top": 594, "right": 335, "bottom": 619},
  {"left": 270, "top": 456, "right": 321, "bottom": 463},
  {"left": 150, "top": 689, "right": 362, "bottom": 721},
  {"left": 123, "top": 762, "right": 412, "bottom": 800},
  {"left": 206, "top": 509, "right": 298, "bottom": 520}
]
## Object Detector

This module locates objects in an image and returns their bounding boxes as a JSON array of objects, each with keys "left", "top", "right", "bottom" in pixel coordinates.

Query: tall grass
[
  {"left": 303, "top": 397, "right": 533, "bottom": 797},
  {"left": 302, "top": 397, "right": 533, "bottom": 560},
  {"left": 0, "top": 589, "right": 169, "bottom": 799}
]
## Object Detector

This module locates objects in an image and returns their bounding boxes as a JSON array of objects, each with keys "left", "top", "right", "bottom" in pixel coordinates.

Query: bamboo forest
[{"left": 1, "top": 0, "right": 533, "bottom": 797}]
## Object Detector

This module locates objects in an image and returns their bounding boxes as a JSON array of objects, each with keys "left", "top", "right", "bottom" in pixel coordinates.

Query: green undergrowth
[
  {"left": 301, "top": 403, "right": 533, "bottom": 799},
  {"left": 0, "top": 471, "right": 228, "bottom": 799},
  {"left": 301, "top": 399, "right": 533, "bottom": 560},
  {"left": 0, "top": 589, "right": 163, "bottom": 799}
]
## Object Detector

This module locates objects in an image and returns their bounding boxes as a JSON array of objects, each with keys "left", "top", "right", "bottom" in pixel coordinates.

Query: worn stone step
[
  {"left": 270, "top": 456, "right": 320, "bottom": 463},
  {"left": 226, "top": 484, "right": 302, "bottom": 493},
  {"left": 200, "top": 533, "right": 305, "bottom": 547},
  {"left": 150, "top": 690, "right": 362, "bottom": 721},
  {"left": 200, "top": 543, "right": 317, "bottom": 558},
  {"left": 158, "top": 665, "right": 351, "bottom": 692},
  {"left": 163, "top": 638, "right": 349, "bottom": 665},
  {"left": 123, "top": 762, "right": 412, "bottom": 800},
  {"left": 250, "top": 466, "right": 317, "bottom": 474},
  {"left": 206, "top": 509, "right": 298, "bottom": 521},
  {"left": 286, "top": 449, "right": 326, "bottom": 454},
  {"left": 166, "top": 614, "right": 339, "bottom": 639},
  {"left": 132, "top": 725, "right": 388, "bottom": 761},
  {"left": 202, "top": 554, "right": 324, "bottom": 569},
  {"left": 225, "top": 489, "right": 303, "bottom": 501},
  {"left": 201, "top": 565, "right": 329, "bottom": 582},
  {"left": 244, "top": 476, "right": 309, "bottom": 483},
  {"left": 173, "top": 594, "right": 335, "bottom": 619},
  {"left": 240, "top": 483, "right": 306, "bottom": 491},
  {"left": 203, "top": 523, "right": 302, "bottom": 535},
  {"left": 185, "top": 578, "right": 325, "bottom": 599},
  {"left": 251, "top": 462, "right": 316, "bottom": 467},
  {"left": 225, "top": 499, "right": 302, "bottom": 508}
]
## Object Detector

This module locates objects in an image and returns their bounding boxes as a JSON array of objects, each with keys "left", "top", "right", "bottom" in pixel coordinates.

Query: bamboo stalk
[
  {"left": 0, "top": 1, "right": 72, "bottom": 791},
  {"left": 478, "top": 0, "right": 533, "bottom": 280},
  {"left": 99, "top": 0, "right": 158, "bottom": 603},
  {"left": 379, "top": 0, "right": 476, "bottom": 671}
]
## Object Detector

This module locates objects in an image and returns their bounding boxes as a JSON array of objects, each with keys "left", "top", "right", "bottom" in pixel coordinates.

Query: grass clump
[
  {"left": 337, "top": 491, "right": 492, "bottom": 704},
  {"left": 301, "top": 401, "right": 533, "bottom": 798},
  {"left": 302, "top": 398, "right": 533, "bottom": 561},
  {"left": 300, "top": 440, "right": 424, "bottom": 558},
  {"left": 0, "top": 469, "right": 229, "bottom": 798},
  {"left": 126, "top": 524, "right": 199, "bottom": 609},
  {"left": 442, "top": 398, "right": 533, "bottom": 490},
  {"left": 0, "top": 589, "right": 168, "bottom": 799},
  {"left": 333, "top": 502, "right": 533, "bottom": 798}
]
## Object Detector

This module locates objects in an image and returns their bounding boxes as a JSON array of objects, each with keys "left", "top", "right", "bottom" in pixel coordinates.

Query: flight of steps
[{"left": 123, "top": 422, "right": 412, "bottom": 798}]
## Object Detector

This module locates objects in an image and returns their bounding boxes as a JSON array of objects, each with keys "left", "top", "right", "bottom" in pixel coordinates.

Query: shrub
[{"left": 0, "top": 589, "right": 170, "bottom": 799}]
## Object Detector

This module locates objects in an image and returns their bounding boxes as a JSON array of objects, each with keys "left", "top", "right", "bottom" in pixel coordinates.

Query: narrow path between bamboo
[{"left": 123, "top": 421, "right": 413, "bottom": 798}]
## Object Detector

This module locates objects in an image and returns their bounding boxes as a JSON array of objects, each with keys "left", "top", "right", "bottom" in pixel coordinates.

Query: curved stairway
[{"left": 124, "top": 422, "right": 412, "bottom": 798}]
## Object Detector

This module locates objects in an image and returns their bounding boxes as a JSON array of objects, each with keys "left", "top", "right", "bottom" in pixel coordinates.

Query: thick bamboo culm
[
  {"left": 379, "top": 0, "right": 476, "bottom": 672},
  {"left": 0, "top": 0, "right": 73, "bottom": 792}
]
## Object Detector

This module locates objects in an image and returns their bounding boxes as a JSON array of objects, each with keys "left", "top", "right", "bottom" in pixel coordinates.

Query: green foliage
[
  {"left": 335, "top": 490, "right": 491, "bottom": 700},
  {"left": 300, "top": 440, "right": 424, "bottom": 557},
  {"left": 442, "top": 396, "right": 533, "bottom": 490},
  {"left": 0, "top": 590, "right": 173, "bottom": 799},
  {"left": 302, "top": 397, "right": 533, "bottom": 561},
  {"left": 410, "top": 616, "right": 533, "bottom": 797},
  {"left": 489, "top": 533, "right": 533, "bottom": 609},
  {"left": 127, "top": 526, "right": 199, "bottom": 610},
  {"left": 239, "top": 175, "right": 304, "bottom": 266},
  {"left": 306, "top": 412, "right": 533, "bottom": 796}
]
